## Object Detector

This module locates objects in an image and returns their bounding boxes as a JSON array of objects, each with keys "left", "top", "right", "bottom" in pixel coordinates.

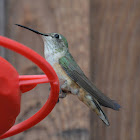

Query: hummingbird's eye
[{"left": 54, "top": 34, "right": 59, "bottom": 39}]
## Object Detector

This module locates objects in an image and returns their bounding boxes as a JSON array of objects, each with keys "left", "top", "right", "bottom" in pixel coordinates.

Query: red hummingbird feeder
[{"left": 0, "top": 36, "right": 59, "bottom": 139}]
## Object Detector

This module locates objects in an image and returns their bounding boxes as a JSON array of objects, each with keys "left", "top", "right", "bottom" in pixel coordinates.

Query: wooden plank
[
  {"left": 90, "top": 0, "right": 140, "bottom": 140},
  {"left": 0, "top": 0, "right": 5, "bottom": 57},
  {"left": 6, "top": 0, "right": 90, "bottom": 139}
]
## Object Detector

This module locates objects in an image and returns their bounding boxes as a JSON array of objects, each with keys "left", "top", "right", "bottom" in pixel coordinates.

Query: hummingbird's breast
[
  {"left": 52, "top": 63, "right": 89, "bottom": 98},
  {"left": 52, "top": 63, "right": 82, "bottom": 95},
  {"left": 53, "top": 63, "right": 74, "bottom": 85}
]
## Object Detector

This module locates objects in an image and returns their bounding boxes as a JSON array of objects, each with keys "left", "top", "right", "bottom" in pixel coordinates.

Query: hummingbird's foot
[
  {"left": 59, "top": 93, "right": 66, "bottom": 98},
  {"left": 57, "top": 98, "right": 59, "bottom": 103},
  {"left": 57, "top": 92, "right": 66, "bottom": 103},
  {"left": 57, "top": 93, "right": 66, "bottom": 103},
  {"left": 57, "top": 89, "right": 66, "bottom": 103}
]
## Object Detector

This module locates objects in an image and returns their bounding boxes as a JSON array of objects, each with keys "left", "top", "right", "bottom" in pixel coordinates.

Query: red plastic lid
[{"left": 0, "top": 36, "right": 59, "bottom": 139}]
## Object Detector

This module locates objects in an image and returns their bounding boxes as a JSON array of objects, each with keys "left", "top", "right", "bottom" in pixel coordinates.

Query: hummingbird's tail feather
[
  {"left": 98, "top": 109, "right": 110, "bottom": 126},
  {"left": 78, "top": 92, "right": 109, "bottom": 126},
  {"left": 91, "top": 98, "right": 110, "bottom": 126}
]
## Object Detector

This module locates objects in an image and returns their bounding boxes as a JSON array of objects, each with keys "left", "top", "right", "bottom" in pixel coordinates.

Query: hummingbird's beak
[{"left": 15, "top": 24, "right": 49, "bottom": 36}]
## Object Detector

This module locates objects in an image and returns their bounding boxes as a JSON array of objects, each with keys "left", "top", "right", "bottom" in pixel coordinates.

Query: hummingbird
[{"left": 15, "top": 24, "right": 121, "bottom": 126}]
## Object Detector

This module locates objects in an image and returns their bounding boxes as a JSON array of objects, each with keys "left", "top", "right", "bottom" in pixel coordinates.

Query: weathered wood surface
[
  {"left": 5, "top": 1, "right": 90, "bottom": 140},
  {"left": 90, "top": 1, "right": 140, "bottom": 140}
]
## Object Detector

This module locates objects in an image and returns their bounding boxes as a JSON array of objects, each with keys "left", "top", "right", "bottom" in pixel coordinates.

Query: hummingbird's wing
[{"left": 59, "top": 52, "right": 120, "bottom": 110}]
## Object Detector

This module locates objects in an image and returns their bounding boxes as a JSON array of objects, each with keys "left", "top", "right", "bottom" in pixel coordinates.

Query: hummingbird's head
[
  {"left": 15, "top": 24, "right": 68, "bottom": 59},
  {"left": 42, "top": 33, "right": 68, "bottom": 56}
]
